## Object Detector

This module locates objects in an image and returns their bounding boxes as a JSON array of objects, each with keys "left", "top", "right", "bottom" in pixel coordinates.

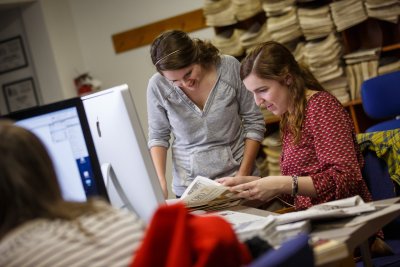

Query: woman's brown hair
[
  {"left": 240, "top": 41, "right": 324, "bottom": 143},
  {"left": 0, "top": 120, "right": 101, "bottom": 239},
  {"left": 150, "top": 30, "right": 220, "bottom": 72}
]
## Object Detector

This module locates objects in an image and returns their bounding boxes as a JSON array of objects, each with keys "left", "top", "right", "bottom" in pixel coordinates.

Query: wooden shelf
[
  {"left": 382, "top": 43, "right": 400, "bottom": 52},
  {"left": 112, "top": 9, "right": 207, "bottom": 54}
]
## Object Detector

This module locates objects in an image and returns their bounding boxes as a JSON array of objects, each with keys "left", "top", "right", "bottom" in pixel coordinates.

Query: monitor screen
[
  {"left": 82, "top": 84, "right": 165, "bottom": 223},
  {"left": 2, "top": 98, "right": 108, "bottom": 202}
]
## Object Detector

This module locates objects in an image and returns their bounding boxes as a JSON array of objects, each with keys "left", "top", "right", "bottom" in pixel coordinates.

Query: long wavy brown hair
[
  {"left": 240, "top": 41, "right": 325, "bottom": 143},
  {"left": 0, "top": 120, "right": 102, "bottom": 239}
]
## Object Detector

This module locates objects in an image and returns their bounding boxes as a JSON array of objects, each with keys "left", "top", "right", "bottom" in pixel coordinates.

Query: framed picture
[
  {"left": 0, "top": 36, "right": 28, "bottom": 75},
  {"left": 3, "top": 78, "right": 39, "bottom": 113}
]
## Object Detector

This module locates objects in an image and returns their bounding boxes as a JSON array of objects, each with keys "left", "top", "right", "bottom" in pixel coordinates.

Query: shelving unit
[
  {"left": 204, "top": 0, "right": 400, "bottom": 175},
  {"left": 207, "top": 3, "right": 400, "bottom": 135}
]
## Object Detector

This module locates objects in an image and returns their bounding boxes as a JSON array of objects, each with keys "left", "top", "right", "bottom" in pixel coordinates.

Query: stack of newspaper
[
  {"left": 330, "top": 0, "right": 368, "bottom": 32},
  {"left": 211, "top": 28, "right": 244, "bottom": 57},
  {"left": 203, "top": 0, "right": 237, "bottom": 27},
  {"left": 232, "top": 0, "right": 263, "bottom": 21},
  {"left": 297, "top": 5, "right": 335, "bottom": 41},
  {"left": 266, "top": 7, "right": 302, "bottom": 44},
  {"left": 365, "top": 0, "right": 400, "bottom": 23},
  {"left": 343, "top": 47, "right": 380, "bottom": 100},
  {"left": 301, "top": 33, "right": 350, "bottom": 104},
  {"left": 262, "top": 0, "right": 295, "bottom": 17},
  {"left": 274, "top": 196, "right": 376, "bottom": 225},
  {"left": 239, "top": 22, "right": 271, "bottom": 54},
  {"left": 180, "top": 176, "right": 243, "bottom": 211}
]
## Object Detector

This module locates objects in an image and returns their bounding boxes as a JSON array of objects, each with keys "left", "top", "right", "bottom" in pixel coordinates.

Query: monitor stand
[{"left": 101, "top": 163, "right": 136, "bottom": 213}]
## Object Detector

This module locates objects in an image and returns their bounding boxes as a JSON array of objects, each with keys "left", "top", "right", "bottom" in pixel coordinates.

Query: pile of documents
[
  {"left": 274, "top": 196, "right": 376, "bottom": 225},
  {"left": 211, "top": 28, "right": 244, "bottom": 57},
  {"left": 321, "top": 76, "right": 350, "bottom": 104},
  {"left": 266, "top": 7, "right": 303, "bottom": 44},
  {"left": 330, "top": 0, "right": 368, "bottom": 32},
  {"left": 180, "top": 176, "right": 243, "bottom": 211},
  {"left": 343, "top": 47, "right": 380, "bottom": 100},
  {"left": 260, "top": 130, "right": 282, "bottom": 176},
  {"left": 365, "top": 0, "right": 400, "bottom": 23},
  {"left": 239, "top": 22, "right": 271, "bottom": 54},
  {"left": 302, "top": 33, "right": 350, "bottom": 103},
  {"left": 232, "top": 0, "right": 263, "bottom": 21},
  {"left": 261, "top": 0, "right": 295, "bottom": 17},
  {"left": 203, "top": 0, "right": 237, "bottom": 27},
  {"left": 297, "top": 5, "right": 334, "bottom": 41},
  {"left": 378, "top": 57, "right": 400, "bottom": 75}
]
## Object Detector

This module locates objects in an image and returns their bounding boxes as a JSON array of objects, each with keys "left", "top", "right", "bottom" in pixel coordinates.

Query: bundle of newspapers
[{"left": 180, "top": 176, "right": 243, "bottom": 211}]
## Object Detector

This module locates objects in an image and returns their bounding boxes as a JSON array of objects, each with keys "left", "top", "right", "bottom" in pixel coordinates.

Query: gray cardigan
[{"left": 147, "top": 55, "right": 266, "bottom": 196}]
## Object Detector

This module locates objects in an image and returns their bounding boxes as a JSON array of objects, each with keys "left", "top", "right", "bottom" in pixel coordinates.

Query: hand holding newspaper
[{"left": 180, "top": 176, "right": 242, "bottom": 211}]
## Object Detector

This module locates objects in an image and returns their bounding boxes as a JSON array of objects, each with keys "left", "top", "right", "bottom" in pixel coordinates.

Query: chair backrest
[
  {"left": 362, "top": 149, "right": 400, "bottom": 240},
  {"left": 361, "top": 71, "right": 400, "bottom": 120},
  {"left": 248, "top": 233, "right": 314, "bottom": 267}
]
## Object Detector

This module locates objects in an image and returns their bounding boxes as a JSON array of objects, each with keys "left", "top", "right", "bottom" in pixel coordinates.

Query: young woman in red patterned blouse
[{"left": 217, "top": 41, "right": 374, "bottom": 211}]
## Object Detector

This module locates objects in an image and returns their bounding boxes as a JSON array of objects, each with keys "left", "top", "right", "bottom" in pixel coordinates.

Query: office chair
[
  {"left": 357, "top": 138, "right": 400, "bottom": 267},
  {"left": 248, "top": 233, "right": 314, "bottom": 267},
  {"left": 361, "top": 71, "right": 400, "bottom": 132}
]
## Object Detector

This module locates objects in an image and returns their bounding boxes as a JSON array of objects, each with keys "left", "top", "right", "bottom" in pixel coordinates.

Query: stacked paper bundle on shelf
[
  {"left": 302, "top": 33, "right": 350, "bottom": 103},
  {"left": 330, "top": 0, "right": 368, "bottom": 32},
  {"left": 364, "top": 0, "right": 400, "bottom": 23},
  {"left": 321, "top": 76, "right": 350, "bottom": 104},
  {"left": 232, "top": 0, "right": 263, "bottom": 21},
  {"left": 261, "top": 131, "right": 282, "bottom": 176},
  {"left": 262, "top": 0, "right": 295, "bottom": 16},
  {"left": 343, "top": 47, "right": 380, "bottom": 100},
  {"left": 297, "top": 5, "right": 335, "bottom": 41},
  {"left": 239, "top": 21, "right": 271, "bottom": 54},
  {"left": 203, "top": 0, "right": 237, "bottom": 27},
  {"left": 211, "top": 28, "right": 244, "bottom": 57},
  {"left": 378, "top": 57, "right": 400, "bottom": 75},
  {"left": 343, "top": 47, "right": 381, "bottom": 65},
  {"left": 345, "top": 60, "right": 379, "bottom": 100},
  {"left": 266, "top": 7, "right": 303, "bottom": 44},
  {"left": 293, "top": 41, "right": 306, "bottom": 64}
]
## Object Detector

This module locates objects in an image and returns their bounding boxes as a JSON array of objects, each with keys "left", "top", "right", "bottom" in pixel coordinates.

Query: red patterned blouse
[{"left": 280, "top": 91, "right": 373, "bottom": 210}]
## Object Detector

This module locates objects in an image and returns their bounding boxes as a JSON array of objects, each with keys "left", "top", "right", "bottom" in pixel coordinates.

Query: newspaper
[
  {"left": 275, "top": 196, "right": 376, "bottom": 225},
  {"left": 181, "top": 176, "right": 242, "bottom": 211},
  {"left": 215, "top": 210, "right": 276, "bottom": 241}
]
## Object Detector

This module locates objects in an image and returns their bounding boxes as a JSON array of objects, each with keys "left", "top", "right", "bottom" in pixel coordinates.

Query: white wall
[
  {"left": 0, "top": 7, "right": 41, "bottom": 114},
  {"left": 4, "top": 0, "right": 213, "bottom": 198},
  {"left": 67, "top": 0, "right": 213, "bottom": 133}
]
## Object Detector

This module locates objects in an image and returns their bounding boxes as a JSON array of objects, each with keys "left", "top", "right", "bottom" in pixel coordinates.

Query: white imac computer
[
  {"left": 81, "top": 84, "right": 165, "bottom": 223},
  {"left": 3, "top": 98, "right": 109, "bottom": 202}
]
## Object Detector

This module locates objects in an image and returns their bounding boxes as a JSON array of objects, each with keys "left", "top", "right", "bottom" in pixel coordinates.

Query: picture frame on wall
[
  {"left": 0, "top": 36, "right": 28, "bottom": 75},
  {"left": 3, "top": 77, "right": 39, "bottom": 113}
]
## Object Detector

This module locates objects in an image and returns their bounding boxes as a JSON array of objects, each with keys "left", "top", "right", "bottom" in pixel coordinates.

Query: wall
[
  {"left": 0, "top": 7, "right": 40, "bottom": 114},
  {"left": 0, "top": 0, "right": 214, "bottom": 198}
]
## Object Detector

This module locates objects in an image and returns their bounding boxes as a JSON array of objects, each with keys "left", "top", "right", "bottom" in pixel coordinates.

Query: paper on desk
[
  {"left": 215, "top": 210, "right": 276, "bottom": 241},
  {"left": 275, "top": 196, "right": 376, "bottom": 225},
  {"left": 181, "top": 176, "right": 242, "bottom": 210}
]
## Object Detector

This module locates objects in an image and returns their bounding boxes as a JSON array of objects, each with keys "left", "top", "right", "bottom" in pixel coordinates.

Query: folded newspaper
[
  {"left": 275, "top": 196, "right": 376, "bottom": 225},
  {"left": 180, "top": 176, "right": 243, "bottom": 211}
]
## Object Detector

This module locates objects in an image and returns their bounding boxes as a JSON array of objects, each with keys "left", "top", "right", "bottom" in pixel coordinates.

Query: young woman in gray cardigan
[{"left": 148, "top": 30, "right": 266, "bottom": 198}]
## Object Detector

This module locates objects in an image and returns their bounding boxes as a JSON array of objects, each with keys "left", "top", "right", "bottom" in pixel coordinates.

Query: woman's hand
[
  {"left": 217, "top": 175, "right": 290, "bottom": 202},
  {"left": 216, "top": 175, "right": 260, "bottom": 187}
]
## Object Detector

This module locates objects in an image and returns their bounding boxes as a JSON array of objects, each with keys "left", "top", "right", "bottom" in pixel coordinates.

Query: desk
[
  {"left": 312, "top": 197, "right": 400, "bottom": 267},
  {"left": 232, "top": 197, "right": 400, "bottom": 267}
]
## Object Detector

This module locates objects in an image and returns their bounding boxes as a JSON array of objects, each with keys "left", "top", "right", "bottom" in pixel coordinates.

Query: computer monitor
[
  {"left": 2, "top": 98, "right": 108, "bottom": 202},
  {"left": 81, "top": 84, "right": 165, "bottom": 223}
]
